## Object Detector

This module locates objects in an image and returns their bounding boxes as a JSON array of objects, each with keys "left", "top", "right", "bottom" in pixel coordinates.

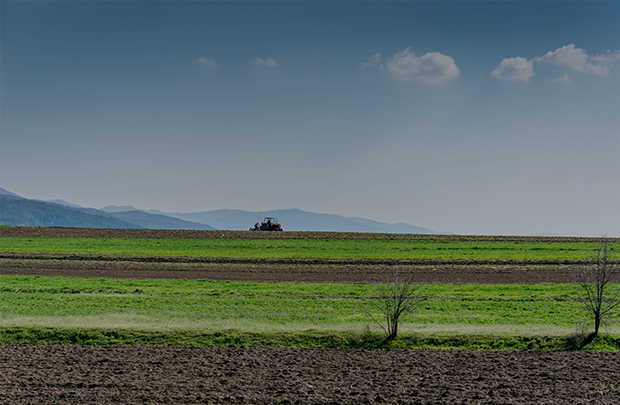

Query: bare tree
[
  {"left": 366, "top": 267, "right": 421, "bottom": 343},
  {"left": 574, "top": 237, "right": 620, "bottom": 338}
]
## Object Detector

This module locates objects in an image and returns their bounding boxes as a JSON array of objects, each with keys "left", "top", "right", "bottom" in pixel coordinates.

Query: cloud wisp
[
  {"left": 381, "top": 48, "right": 460, "bottom": 85},
  {"left": 359, "top": 52, "right": 381, "bottom": 69},
  {"left": 492, "top": 44, "right": 620, "bottom": 83},
  {"left": 196, "top": 57, "right": 219, "bottom": 68},
  {"left": 251, "top": 57, "right": 279, "bottom": 67},
  {"left": 550, "top": 73, "right": 572, "bottom": 85}
]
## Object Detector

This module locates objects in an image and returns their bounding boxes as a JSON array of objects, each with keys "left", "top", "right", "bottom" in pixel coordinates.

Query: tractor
[{"left": 250, "top": 217, "right": 283, "bottom": 231}]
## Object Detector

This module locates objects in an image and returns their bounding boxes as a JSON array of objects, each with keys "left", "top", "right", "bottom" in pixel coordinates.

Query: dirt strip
[
  {"left": 0, "top": 253, "right": 580, "bottom": 284},
  {"left": 2, "top": 345, "right": 619, "bottom": 405}
]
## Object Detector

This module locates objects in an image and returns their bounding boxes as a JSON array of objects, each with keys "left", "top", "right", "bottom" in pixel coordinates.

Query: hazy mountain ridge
[
  {"left": 116, "top": 207, "right": 443, "bottom": 234},
  {"left": 0, "top": 188, "right": 23, "bottom": 199},
  {"left": 108, "top": 210, "right": 215, "bottom": 230},
  {"left": 0, "top": 189, "right": 215, "bottom": 230},
  {"left": 3, "top": 188, "right": 441, "bottom": 233},
  {"left": 46, "top": 199, "right": 83, "bottom": 209},
  {"left": 0, "top": 195, "right": 142, "bottom": 229}
]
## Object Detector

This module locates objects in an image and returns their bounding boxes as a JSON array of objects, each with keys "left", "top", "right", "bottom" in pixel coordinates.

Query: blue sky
[{"left": 2, "top": 1, "right": 620, "bottom": 235}]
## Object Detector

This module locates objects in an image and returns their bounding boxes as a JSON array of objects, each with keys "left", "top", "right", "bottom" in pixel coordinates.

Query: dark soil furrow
[
  {"left": 2, "top": 345, "right": 619, "bottom": 404},
  {"left": 0, "top": 256, "right": 578, "bottom": 283}
]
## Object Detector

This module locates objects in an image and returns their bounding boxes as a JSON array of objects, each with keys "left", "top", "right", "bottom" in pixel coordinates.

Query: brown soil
[
  {"left": 0, "top": 252, "right": 579, "bottom": 284},
  {"left": 2, "top": 345, "right": 620, "bottom": 404}
]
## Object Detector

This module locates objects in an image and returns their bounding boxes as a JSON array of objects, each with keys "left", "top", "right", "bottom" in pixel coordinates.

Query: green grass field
[
  {"left": 0, "top": 275, "right": 600, "bottom": 333},
  {"left": 0, "top": 236, "right": 613, "bottom": 260}
]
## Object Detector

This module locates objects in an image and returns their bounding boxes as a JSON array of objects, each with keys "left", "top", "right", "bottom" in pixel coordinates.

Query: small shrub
[
  {"left": 366, "top": 268, "right": 421, "bottom": 343},
  {"left": 574, "top": 237, "right": 620, "bottom": 338}
]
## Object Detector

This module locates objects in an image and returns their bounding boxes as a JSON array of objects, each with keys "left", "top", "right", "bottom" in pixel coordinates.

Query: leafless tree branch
[
  {"left": 574, "top": 236, "right": 620, "bottom": 338},
  {"left": 365, "top": 267, "right": 421, "bottom": 343}
]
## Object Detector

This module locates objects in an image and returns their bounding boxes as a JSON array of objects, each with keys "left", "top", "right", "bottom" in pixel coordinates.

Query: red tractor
[{"left": 250, "top": 217, "right": 283, "bottom": 231}]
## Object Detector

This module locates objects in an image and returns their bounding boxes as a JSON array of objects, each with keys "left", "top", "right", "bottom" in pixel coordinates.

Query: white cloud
[
  {"left": 491, "top": 57, "right": 534, "bottom": 82},
  {"left": 550, "top": 73, "right": 572, "bottom": 85},
  {"left": 196, "top": 57, "right": 219, "bottom": 68},
  {"left": 251, "top": 57, "right": 279, "bottom": 67},
  {"left": 359, "top": 52, "right": 381, "bottom": 69},
  {"left": 534, "top": 44, "right": 588, "bottom": 72},
  {"left": 534, "top": 44, "right": 620, "bottom": 77},
  {"left": 492, "top": 44, "right": 620, "bottom": 84},
  {"left": 383, "top": 48, "right": 460, "bottom": 85}
]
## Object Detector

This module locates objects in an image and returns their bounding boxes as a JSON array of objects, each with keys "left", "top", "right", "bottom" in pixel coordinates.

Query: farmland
[
  {"left": 0, "top": 231, "right": 611, "bottom": 260},
  {"left": 2, "top": 227, "right": 620, "bottom": 404}
]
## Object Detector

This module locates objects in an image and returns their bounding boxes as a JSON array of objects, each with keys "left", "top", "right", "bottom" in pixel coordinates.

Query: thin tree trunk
[{"left": 594, "top": 315, "right": 600, "bottom": 338}]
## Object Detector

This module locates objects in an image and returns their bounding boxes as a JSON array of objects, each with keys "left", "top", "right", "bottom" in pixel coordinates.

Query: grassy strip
[
  {"left": 0, "top": 276, "right": 588, "bottom": 328},
  {"left": 1, "top": 326, "right": 619, "bottom": 351},
  {"left": 0, "top": 274, "right": 580, "bottom": 297},
  {"left": 1, "top": 237, "right": 612, "bottom": 260}
]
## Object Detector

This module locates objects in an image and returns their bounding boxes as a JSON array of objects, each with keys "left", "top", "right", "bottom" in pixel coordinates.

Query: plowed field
[
  {"left": 2, "top": 227, "right": 617, "bottom": 404},
  {"left": 2, "top": 345, "right": 620, "bottom": 404},
  {"left": 0, "top": 252, "right": 579, "bottom": 284}
]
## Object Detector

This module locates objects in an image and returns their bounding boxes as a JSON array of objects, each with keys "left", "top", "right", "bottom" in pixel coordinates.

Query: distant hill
[
  {"left": 0, "top": 196, "right": 142, "bottom": 229},
  {"left": 2, "top": 188, "right": 440, "bottom": 233},
  {"left": 0, "top": 187, "right": 23, "bottom": 199},
  {"left": 135, "top": 208, "right": 443, "bottom": 234},
  {"left": 0, "top": 190, "right": 215, "bottom": 230},
  {"left": 47, "top": 199, "right": 83, "bottom": 209},
  {"left": 100, "top": 205, "right": 139, "bottom": 213},
  {"left": 107, "top": 210, "right": 215, "bottom": 230}
]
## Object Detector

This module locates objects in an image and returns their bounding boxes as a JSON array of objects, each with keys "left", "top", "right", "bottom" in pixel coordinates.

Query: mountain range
[
  {"left": 0, "top": 187, "right": 442, "bottom": 233},
  {"left": 0, "top": 191, "right": 140, "bottom": 229},
  {"left": 106, "top": 207, "right": 440, "bottom": 234}
]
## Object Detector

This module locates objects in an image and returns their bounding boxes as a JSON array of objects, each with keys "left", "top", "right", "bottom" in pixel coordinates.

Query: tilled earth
[
  {"left": 2, "top": 227, "right": 617, "bottom": 404},
  {"left": 2, "top": 345, "right": 620, "bottom": 405},
  {"left": 0, "top": 252, "right": 581, "bottom": 284}
]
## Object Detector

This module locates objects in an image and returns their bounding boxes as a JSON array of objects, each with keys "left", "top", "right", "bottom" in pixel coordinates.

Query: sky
[{"left": 1, "top": 1, "right": 620, "bottom": 236}]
